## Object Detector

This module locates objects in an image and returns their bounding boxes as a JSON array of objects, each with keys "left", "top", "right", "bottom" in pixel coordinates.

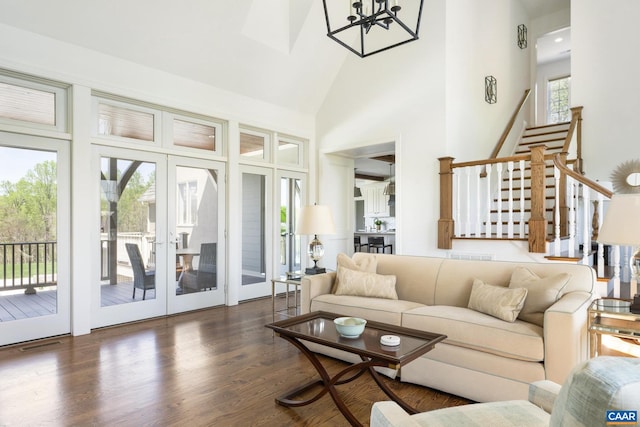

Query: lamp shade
[
  {"left": 598, "top": 194, "right": 640, "bottom": 245},
  {"left": 296, "top": 205, "right": 336, "bottom": 235}
]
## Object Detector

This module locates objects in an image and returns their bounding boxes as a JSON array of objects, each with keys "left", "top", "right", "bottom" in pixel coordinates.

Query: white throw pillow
[
  {"left": 334, "top": 267, "right": 398, "bottom": 300},
  {"left": 331, "top": 253, "right": 377, "bottom": 293},
  {"left": 468, "top": 278, "right": 528, "bottom": 322},
  {"left": 508, "top": 267, "right": 571, "bottom": 326}
]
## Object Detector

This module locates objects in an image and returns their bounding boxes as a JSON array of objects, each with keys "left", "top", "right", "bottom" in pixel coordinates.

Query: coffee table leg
[
  {"left": 276, "top": 335, "right": 375, "bottom": 427},
  {"left": 364, "top": 356, "right": 419, "bottom": 415}
]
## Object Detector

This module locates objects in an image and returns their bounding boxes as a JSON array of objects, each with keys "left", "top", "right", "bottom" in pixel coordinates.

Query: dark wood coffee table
[{"left": 266, "top": 311, "right": 446, "bottom": 426}]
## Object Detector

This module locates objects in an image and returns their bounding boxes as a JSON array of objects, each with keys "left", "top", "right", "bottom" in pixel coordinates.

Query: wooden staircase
[
  {"left": 438, "top": 99, "right": 622, "bottom": 295},
  {"left": 487, "top": 122, "right": 572, "bottom": 239}
]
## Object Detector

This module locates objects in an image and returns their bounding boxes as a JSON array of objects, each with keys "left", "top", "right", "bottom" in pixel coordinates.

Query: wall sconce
[
  {"left": 485, "top": 76, "right": 497, "bottom": 104},
  {"left": 517, "top": 24, "right": 527, "bottom": 49}
]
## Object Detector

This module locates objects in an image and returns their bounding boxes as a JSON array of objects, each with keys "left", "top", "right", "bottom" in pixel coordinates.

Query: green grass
[{"left": 0, "top": 262, "right": 55, "bottom": 279}]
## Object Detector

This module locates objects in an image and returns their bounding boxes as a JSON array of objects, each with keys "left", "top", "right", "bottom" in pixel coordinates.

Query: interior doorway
[{"left": 535, "top": 26, "right": 571, "bottom": 126}]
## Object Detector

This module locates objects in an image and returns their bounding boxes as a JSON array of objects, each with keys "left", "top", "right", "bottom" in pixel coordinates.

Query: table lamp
[
  {"left": 597, "top": 194, "right": 640, "bottom": 308},
  {"left": 296, "top": 204, "right": 336, "bottom": 275}
]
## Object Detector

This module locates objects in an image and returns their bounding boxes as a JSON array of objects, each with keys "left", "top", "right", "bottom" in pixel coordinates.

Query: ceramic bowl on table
[{"left": 334, "top": 317, "right": 367, "bottom": 338}]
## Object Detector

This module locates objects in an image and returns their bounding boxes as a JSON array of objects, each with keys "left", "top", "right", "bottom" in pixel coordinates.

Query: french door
[
  {"left": 0, "top": 132, "right": 70, "bottom": 346},
  {"left": 238, "top": 166, "right": 273, "bottom": 301},
  {"left": 167, "top": 156, "right": 225, "bottom": 314},
  {"left": 92, "top": 147, "right": 225, "bottom": 327}
]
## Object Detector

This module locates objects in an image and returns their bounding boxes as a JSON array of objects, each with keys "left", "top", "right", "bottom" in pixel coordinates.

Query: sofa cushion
[
  {"left": 310, "top": 294, "right": 425, "bottom": 326},
  {"left": 334, "top": 267, "right": 398, "bottom": 300},
  {"left": 468, "top": 279, "right": 528, "bottom": 322},
  {"left": 508, "top": 267, "right": 571, "bottom": 326},
  {"left": 402, "top": 305, "right": 544, "bottom": 361},
  {"left": 332, "top": 252, "right": 377, "bottom": 293}
]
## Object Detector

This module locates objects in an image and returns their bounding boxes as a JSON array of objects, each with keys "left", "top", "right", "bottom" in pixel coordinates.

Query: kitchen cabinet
[{"left": 363, "top": 184, "right": 389, "bottom": 217}]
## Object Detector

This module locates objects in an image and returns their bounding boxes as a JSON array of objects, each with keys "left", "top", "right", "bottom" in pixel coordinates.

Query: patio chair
[
  {"left": 125, "top": 243, "right": 155, "bottom": 300},
  {"left": 181, "top": 243, "right": 216, "bottom": 292}
]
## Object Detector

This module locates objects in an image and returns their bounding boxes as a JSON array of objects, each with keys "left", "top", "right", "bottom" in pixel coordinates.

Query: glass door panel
[
  {"left": 0, "top": 133, "right": 70, "bottom": 346},
  {"left": 168, "top": 157, "right": 225, "bottom": 313},
  {"left": 93, "top": 147, "right": 167, "bottom": 328},
  {"left": 279, "top": 173, "right": 303, "bottom": 277},
  {"left": 99, "top": 157, "right": 157, "bottom": 305},
  {"left": 239, "top": 167, "right": 272, "bottom": 300}
]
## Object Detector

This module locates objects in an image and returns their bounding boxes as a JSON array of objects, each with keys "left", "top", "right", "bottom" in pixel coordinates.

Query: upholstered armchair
[{"left": 371, "top": 357, "right": 640, "bottom": 427}]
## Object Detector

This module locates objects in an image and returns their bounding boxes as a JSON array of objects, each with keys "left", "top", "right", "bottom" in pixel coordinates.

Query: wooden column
[
  {"left": 528, "top": 146, "right": 547, "bottom": 253},
  {"left": 438, "top": 157, "right": 455, "bottom": 249}
]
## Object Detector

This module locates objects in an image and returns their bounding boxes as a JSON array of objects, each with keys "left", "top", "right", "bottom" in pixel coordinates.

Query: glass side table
[
  {"left": 271, "top": 272, "right": 303, "bottom": 322},
  {"left": 588, "top": 298, "right": 640, "bottom": 357}
]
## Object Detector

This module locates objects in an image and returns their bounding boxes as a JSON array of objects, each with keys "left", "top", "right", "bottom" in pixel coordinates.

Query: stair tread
[{"left": 524, "top": 122, "right": 570, "bottom": 131}]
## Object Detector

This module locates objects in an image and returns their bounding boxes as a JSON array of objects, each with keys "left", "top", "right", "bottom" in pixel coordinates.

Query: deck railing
[{"left": 0, "top": 241, "right": 57, "bottom": 293}]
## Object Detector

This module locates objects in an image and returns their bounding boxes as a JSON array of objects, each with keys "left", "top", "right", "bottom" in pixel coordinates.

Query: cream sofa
[{"left": 300, "top": 253, "right": 596, "bottom": 403}]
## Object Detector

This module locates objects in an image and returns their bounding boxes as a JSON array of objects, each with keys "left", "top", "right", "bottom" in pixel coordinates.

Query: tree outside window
[{"left": 547, "top": 76, "right": 571, "bottom": 124}]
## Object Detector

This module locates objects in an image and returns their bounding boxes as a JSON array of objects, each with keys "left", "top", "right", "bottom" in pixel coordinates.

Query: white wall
[
  {"left": 446, "top": 0, "right": 530, "bottom": 160},
  {"left": 572, "top": 0, "right": 640, "bottom": 181},
  {"left": 316, "top": 0, "right": 531, "bottom": 259}
]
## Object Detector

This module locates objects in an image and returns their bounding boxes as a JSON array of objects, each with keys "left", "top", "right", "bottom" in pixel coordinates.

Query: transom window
[
  {"left": 92, "top": 93, "right": 225, "bottom": 156},
  {"left": 97, "top": 102, "right": 155, "bottom": 141},
  {"left": 0, "top": 71, "right": 68, "bottom": 133}
]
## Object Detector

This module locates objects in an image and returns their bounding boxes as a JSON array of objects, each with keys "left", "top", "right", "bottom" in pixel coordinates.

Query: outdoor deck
[
  {"left": 0, "top": 282, "right": 156, "bottom": 322},
  {"left": 1, "top": 275, "right": 264, "bottom": 322}
]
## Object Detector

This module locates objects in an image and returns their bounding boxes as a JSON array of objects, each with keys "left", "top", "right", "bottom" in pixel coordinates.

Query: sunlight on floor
[{"left": 601, "top": 335, "right": 640, "bottom": 358}]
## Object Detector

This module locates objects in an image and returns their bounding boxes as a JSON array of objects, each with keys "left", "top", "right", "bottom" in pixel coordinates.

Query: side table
[
  {"left": 588, "top": 298, "right": 640, "bottom": 357},
  {"left": 271, "top": 273, "right": 303, "bottom": 322}
]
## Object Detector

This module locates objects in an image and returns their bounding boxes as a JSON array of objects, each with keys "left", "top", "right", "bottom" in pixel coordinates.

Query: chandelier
[{"left": 322, "top": 0, "right": 425, "bottom": 58}]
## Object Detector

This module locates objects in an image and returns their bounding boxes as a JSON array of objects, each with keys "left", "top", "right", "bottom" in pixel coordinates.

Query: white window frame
[
  {"left": 163, "top": 112, "right": 224, "bottom": 157},
  {"left": 0, "top": 71, "right": 69, "bottom": 134},
  {"left": 91, "top": 96, "right": 162, "bottom": 146},
  {"left": 276, "top": 134, "right": 305, "bottom": 168},
  {"left": 239, "top": 127, "right": 272, "bottom": 164},
  {"left": 177, "top": 179, "right": 198, "bottom": 226}
]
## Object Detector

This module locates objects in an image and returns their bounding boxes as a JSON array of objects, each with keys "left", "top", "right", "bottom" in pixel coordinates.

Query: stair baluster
[
  {"left": 485, "top": 164, "right": 492, "bottom": 238},
  {"left": 475, "top": 165, "right": 482, "bottom": 237},
  {"left": 568, "top": 176, "right": 576, "bottom": 258},
  {"left": 507, "top": 161, "right": 514, "bottom": 238},
  {"left": 553, "top": 164, "right": 562, "bottom": 256},
  {"left": 518, "top": 160, "right": 525, "bottom": 238}
]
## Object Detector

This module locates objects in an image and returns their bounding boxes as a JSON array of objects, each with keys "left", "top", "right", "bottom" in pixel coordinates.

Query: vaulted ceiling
[
  {"left": 0, "top": 0, "right": 347, "bottom": 114},
  {"left": 0, "top": 0, "right": 569, "bottom": 115}
]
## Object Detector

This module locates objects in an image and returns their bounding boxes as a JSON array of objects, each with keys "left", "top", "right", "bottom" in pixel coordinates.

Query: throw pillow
[
  {"left": 334, "top": 267, "right": 398, "bottom": 300},
  {"left": 468, "top": 279, "right": 528, "bottom": 322},
  {"left": 508, "top": 267, "right": 571, "bottom": 326},
  {"left": 331, "top": 253, "right": 377, "bottom": 293}
]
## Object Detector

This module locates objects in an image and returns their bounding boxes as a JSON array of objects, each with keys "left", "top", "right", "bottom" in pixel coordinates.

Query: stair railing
[
  {"left": 487, "top": 89, "right": 531, "bottom": 161},
  {"left": 551, "top": 154, "right": 629, "bottom": 297},
  {"left": 439, "top": 145, "right": 552, "bottom": 253}
]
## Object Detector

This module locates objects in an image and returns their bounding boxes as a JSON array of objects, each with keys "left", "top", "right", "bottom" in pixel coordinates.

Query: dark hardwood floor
[{"left": 0, "top": 297, "right": 470, "bottom": 426}]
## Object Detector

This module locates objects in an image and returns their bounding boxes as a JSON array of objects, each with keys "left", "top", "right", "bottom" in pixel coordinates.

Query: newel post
[
  {"left": 571, "top": 106, "right": 584, "bottom": 174},
  {"left": 528, "top": 146, "right": 547, "bottom": 253},
  {"left": 558, "top": 151, "right": 568, "bottom": 237},
  {"left": 438, "top": 157, "right": 455, "bottom": 249}
]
